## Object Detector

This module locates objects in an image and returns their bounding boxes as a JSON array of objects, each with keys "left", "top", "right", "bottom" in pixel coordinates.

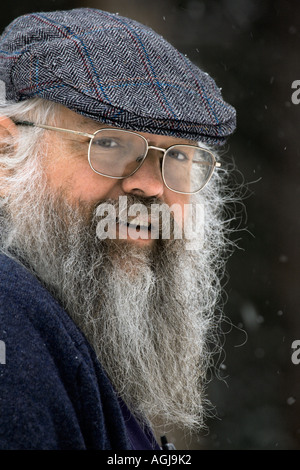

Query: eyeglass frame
[{"left": 14, "top": 120, "right": 221, "bottom": 195}]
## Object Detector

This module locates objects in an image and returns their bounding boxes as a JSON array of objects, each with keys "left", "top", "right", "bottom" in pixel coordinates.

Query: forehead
[{"left": 58, "top": 105, "right": 198, "bottom": 147}]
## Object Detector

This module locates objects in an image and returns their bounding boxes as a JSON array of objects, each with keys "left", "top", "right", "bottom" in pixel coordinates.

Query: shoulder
[
  {"left": 0, "top": 253, "right": 89, "bottom": 378},
  {"left": 0, "top": 253, "right": 130, "bottom": 449},
  {"left": 0, "top": 252, "right": 61, "bottom": 316},
  {"left": 0, "top": 252, "right": 85, "bottom": 351},
  {"left": 0, "top": 252, "right": 67, "bottom": 318}
]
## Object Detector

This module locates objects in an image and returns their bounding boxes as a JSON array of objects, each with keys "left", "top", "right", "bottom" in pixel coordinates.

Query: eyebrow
[
  {"left": 77, "top": 114, "right": 110, "bottom": 132},
  {"left": 77, "top": 114, "right": 97, "bottom": 129}
]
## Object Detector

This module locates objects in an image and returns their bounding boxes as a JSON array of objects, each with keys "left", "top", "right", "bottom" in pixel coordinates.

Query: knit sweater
[{"left": 0, "top": 253, "right": 159, "bottom": 450}]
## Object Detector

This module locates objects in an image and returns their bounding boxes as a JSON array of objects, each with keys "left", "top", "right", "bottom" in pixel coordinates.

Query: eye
[
  {"left": 92, "top": 137, "right": 119, "bottom": 148},
  {"left": 167, "top": 148, "right": 189, "bottom": 162}
]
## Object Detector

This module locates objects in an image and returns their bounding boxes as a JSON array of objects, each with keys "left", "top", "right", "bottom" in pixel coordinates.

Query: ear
[
  {"left": 0, "top": 116, "right": 18, "bottom": 139},
  {"left": 0, "top": 117, "right": 18, "bottom": 195},
  {"left": 0, "top": 116, "right": 19, "bottom": 162}
]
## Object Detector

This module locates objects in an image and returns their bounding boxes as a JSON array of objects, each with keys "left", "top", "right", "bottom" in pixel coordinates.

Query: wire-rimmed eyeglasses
[{"left": 14, "top": 121, "right": 221, "bottom": 194}]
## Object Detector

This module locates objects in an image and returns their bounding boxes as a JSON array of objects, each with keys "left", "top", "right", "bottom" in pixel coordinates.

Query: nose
[{"left": 120, "top": 150, "right": 165, "bottom": 198}]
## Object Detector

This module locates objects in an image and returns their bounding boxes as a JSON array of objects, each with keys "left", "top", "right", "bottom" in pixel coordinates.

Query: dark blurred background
[{"left": 1, "top": 0, "right": 299, "bottom": 450}]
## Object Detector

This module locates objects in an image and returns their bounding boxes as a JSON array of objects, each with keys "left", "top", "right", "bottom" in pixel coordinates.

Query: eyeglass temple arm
[{"left": 13, "top": 120, "right": 94, "bottom": 139}]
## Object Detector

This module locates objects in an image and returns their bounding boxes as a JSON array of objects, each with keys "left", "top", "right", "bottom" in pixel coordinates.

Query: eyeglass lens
[{"left": 89, "top": 129, "right": 215, "bottom": 193}]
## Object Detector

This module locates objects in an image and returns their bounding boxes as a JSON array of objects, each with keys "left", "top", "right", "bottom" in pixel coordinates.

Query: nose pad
[{"left": 120, "top": 151, "right": 164, "bottom": 197}]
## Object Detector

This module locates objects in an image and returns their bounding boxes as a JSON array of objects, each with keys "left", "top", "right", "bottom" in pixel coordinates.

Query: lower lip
[{"left": 116, "top": 222, "right": 154, "bottom": 244}]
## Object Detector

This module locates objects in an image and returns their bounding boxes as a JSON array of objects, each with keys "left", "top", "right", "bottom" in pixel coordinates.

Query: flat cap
[{"left": 0, "top": 8, "right": 236, "bottom": 144}]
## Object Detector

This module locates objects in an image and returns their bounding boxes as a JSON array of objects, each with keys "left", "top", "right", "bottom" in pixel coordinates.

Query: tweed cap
[{"left": 0, "top": 8, "right": 236, "bottom": 144}]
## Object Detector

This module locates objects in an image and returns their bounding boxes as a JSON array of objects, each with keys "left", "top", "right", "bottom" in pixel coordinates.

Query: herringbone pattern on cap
[{"left": 0, "top": 8, "right": 236, "bottom": 144}]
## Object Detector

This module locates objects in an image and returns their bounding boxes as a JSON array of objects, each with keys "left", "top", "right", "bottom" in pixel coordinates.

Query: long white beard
[{"left": 0, "top": 159, "right": 228, "bottom": 432}]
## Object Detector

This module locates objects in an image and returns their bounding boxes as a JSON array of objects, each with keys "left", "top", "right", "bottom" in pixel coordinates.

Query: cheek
[{"left": 44, "top": 155, "right": 118, "bottom": 203}]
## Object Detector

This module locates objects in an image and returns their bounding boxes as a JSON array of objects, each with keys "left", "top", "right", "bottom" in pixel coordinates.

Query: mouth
[
  {"left": 117, "top": 216, "right": 153, "bottom": 233},
  {"left": 115, "top": 215, "right": 157, "bottom": 243},
  {"left": 95, "top": 200, "right": 171, "bottom": 244}
]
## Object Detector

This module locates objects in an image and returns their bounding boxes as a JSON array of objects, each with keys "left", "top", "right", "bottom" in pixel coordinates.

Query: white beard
[{"left": 0, "top": 158, "right": 229, "bottom": 433}]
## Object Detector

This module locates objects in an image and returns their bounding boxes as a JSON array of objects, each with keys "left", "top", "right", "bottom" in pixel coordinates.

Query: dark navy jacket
[{"left": 0, "top": 253, "right": 159, "bottom": 450}]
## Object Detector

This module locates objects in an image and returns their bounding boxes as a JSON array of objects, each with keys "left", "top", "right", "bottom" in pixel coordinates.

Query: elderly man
[{"left": 0, "top": 8, "right": 236, "bottom": 450}]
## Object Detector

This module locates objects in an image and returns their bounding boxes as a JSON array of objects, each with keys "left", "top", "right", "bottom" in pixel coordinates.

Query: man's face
[{"left": 43, "top": 106, "right": 191, "bottom": 246}]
